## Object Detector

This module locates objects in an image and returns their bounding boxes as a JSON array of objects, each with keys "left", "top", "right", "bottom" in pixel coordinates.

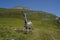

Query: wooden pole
[{"left": 24, "top": 13, "right": 28, "bottom": 29}]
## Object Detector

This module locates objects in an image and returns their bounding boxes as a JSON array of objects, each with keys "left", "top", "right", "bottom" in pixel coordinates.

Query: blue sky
[{"left": 0, "top": 0, "right": 60, "bottom": 17}]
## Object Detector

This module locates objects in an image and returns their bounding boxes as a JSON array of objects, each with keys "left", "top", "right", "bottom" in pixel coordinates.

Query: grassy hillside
[{"left": 0, "top": 8, "right": 60, "bottom": 40}]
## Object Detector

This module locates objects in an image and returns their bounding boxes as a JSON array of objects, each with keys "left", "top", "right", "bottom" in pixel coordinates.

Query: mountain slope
[{"left": 0, "top": 8, "right": 60, "bottom": 40}]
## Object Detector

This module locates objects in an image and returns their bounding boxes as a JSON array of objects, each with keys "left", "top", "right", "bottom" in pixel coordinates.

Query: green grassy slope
[{"left": 0, "top": 8, "right": 60, "bottom": 40}]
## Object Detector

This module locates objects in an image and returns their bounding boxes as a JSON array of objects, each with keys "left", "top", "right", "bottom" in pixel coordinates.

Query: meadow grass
[{"left": 0, "top": 18, "right": 60, "bottom": 40}]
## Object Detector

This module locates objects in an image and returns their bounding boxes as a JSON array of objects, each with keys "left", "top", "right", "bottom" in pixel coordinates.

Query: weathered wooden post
[{"left": 24, "top": 13, "right": 28, "bottom": 29}]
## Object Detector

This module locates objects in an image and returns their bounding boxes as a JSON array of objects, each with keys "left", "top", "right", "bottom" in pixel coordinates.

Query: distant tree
[
  {"left": 54, "top": 17, "right": 60, "bottom": 26},
  {"left": 57, "top": 17, "right": 60, "bottom": 24}
]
